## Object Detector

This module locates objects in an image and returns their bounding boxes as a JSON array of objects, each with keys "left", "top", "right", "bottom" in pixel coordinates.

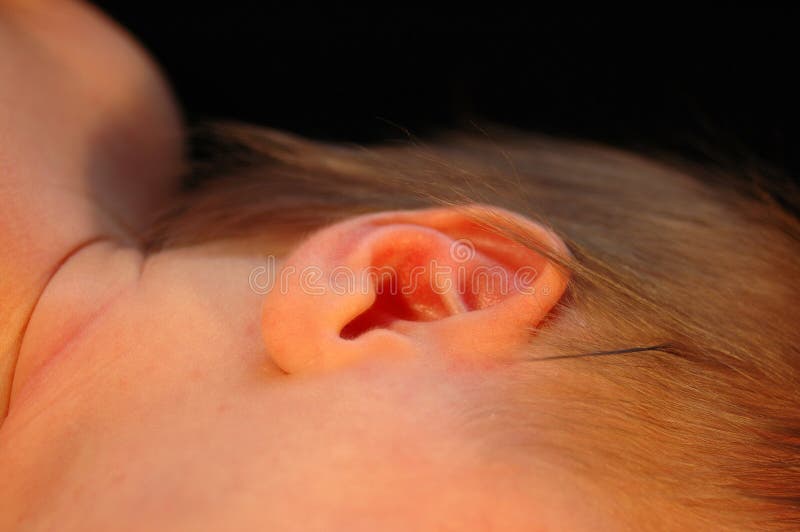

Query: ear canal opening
[
  {"left": 339, "top": 263, "right": 462, "bottom": 339},
  {"left": 339, "top": 279, "right": 419, "bottom": 340}
]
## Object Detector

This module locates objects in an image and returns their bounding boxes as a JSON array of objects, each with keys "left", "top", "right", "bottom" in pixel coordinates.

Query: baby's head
[{"left": 2, "top": 123, "right": 799, "bottom": 530}]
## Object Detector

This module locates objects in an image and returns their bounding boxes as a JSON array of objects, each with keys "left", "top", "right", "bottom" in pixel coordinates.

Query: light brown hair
[{"left": 147, "top": 123, "right": 800, "bottom": 530}]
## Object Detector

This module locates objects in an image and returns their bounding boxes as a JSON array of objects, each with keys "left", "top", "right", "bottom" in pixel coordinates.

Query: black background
[{"left": 95, "top": 4, "right": 798, "bottom": 179}]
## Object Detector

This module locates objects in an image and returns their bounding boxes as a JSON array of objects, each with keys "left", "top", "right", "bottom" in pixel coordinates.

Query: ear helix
[{"left": 261, "top": 206, "right": 570, "bottom": 374}]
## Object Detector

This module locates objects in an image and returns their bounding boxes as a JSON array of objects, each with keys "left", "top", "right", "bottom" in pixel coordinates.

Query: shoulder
[{"left": 0, "top": 0, "right": 184, "bottom": 418}]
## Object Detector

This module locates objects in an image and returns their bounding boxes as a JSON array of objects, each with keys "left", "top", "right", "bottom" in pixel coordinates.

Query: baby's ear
[{"left": 261, "top": 204, "right": 571, "bottom": 374}]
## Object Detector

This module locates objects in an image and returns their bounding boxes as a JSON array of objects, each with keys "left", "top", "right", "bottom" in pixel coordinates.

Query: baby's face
[{"left": 0, "top": 238, "right": 606, "bottom": 531}]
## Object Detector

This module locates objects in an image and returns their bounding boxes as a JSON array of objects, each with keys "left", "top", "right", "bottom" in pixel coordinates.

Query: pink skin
[{"left": 0, "top": 2, "right": 615, "bottom": 530}]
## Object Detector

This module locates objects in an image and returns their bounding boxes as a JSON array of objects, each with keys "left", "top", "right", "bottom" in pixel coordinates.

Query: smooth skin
[{"left": 0, "top": 2, "right": 613, "bottom": 530}]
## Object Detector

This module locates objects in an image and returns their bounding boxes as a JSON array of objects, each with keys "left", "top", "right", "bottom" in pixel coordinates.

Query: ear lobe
[{"left": 262, "top": 205, "right": 570, "bottom": 374}]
